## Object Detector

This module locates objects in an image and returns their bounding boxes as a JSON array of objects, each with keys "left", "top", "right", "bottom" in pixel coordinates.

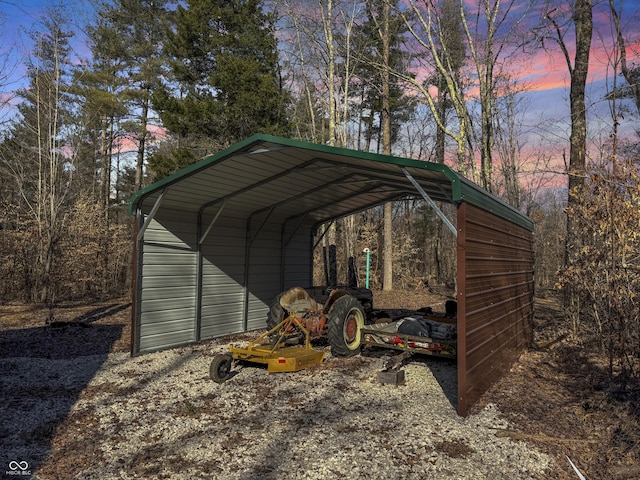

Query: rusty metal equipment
[
  {"left": 210, "top": 286, "right": 372, "bottom": 382},
  {"left": 361, "top": 304, "right": 457, "bottom": 359},
  {"left": 209, "top": 307, "right": 325, "bottom": 383},
  {"left": 266, "top": 286, "right": 370, "bottom": 358}
]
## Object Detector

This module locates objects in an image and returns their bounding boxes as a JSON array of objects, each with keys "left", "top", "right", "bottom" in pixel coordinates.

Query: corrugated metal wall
[
  {"left": 134, "top": 208, "right": 314, "bottom": 354},
  {"left": 136, "top": 209, "right": 198, "bottom": 353},
  {"left": 456, "top": 203, "right": 534, "bottom": 416},
  {"left": 242, "top": 215, "right": 314, "bottom": 331},
  {"left": 245, "top": 220, "right": 288, "bottom": 331},
  {"left": 198, "top": 214, "right": 247, "bottom": 339}
]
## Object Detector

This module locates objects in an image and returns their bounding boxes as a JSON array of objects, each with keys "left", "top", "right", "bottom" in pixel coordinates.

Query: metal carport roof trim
[{"left": 128, "top": 133, "right": 533, "bottom": 232}]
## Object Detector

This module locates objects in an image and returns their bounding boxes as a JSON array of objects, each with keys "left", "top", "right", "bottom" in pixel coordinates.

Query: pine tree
[
  {"left": 72, "top": 10, "right": 128, "bottom": 210},
  {"left": 80, "top": 0, "right": 170, "bottom": 192},
  {"left": 354, "top": 0, "right": 415, "bottom": 291},
  {"left": 353, "top": 0, "right": 414, "bottom": 153},
  {"left": 151, "top": 0, "right": 291, "bottom": 176}
]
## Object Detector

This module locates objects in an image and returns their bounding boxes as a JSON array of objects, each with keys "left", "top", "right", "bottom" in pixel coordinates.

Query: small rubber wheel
[{"left": 210, "top": 354, "right": 233, "bottom": 383}]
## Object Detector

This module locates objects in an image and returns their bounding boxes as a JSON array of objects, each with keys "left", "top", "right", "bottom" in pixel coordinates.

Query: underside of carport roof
[
  {"left": 129, "top": 134, "right": 532, "bottom": 230},
  {"left": 129, "top": 133, "right": 535, "bottom": 416}
]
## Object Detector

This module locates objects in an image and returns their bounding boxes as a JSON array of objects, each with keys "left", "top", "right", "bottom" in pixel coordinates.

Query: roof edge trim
[
  {"left": 127, "top": 133, "right": 532, "bottom": 231},
  {"left": 127, "top": 134, "right": 266, "bottom": 215}
]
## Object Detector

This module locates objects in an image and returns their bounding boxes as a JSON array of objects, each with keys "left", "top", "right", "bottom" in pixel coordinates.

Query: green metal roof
[{"left": 128, "top": 133, "right": 533, "bottom": 231}]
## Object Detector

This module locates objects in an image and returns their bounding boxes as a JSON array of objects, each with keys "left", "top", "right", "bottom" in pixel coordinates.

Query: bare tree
[
  {"left": 396, "top": 0, "right": 471, "bottom": 171},
  {"left": 318, "top": 0, "right": 337, "bottom": 145},
  {"left": 493, "top": 76, "right": 529, "bottom": 208},
  {"left": 1, "top": 6, "right": 76, "bottom": 306},
  {"left": 0, "top": 13, "right": 15, "bottom": 128},
  {"left": 278, "top": 0, "right": 364, "bottom": 146},
  {"left": 278, "top": 0, "right": 324, "bottom": 142},
  {"left": 432, "top": 0, "right": 465, "bottom": 165},
  {"left": 539, "top": 0, "right": 593, "bottom": 333},
  {"left": 460, "top": 0, "right": 531, "bottom": 192},
  {"left": 381, "top": 0, "right": 394, "bottom": 291},
  {"left": 608, "top": 0, "right": 640, "bottom": 115}
]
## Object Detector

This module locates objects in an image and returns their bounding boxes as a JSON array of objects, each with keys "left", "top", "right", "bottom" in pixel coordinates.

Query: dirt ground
[
  {"left": 472, "top": 294, "right": 640, "bottom": 480},
  {"left": 1, "top": 290, "right": 638, "bottom": 479}
]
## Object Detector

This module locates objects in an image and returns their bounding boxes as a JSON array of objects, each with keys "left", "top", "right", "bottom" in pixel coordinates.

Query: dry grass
[
  {"left": 372, "top": 288, "right": 454, "bottom": 311},
  {"left": 475, "top": 295, "right": 640, "bottom": 480}
]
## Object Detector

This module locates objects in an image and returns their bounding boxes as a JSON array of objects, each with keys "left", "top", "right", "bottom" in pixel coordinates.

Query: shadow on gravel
[
  {"left": 0, "top": 306, "right": 125, "bottom": 478},
  {"left": 88, "top": 356, "right": 412, "bottom": 479},
  {"left": 423, "top": 357, "right": 458, "bottom": 410},
  {"left": 361, "top": 348, "right": 458, "bottom": 411},
  {"left": 405, "top": 355, "right": 458, "bottom": 410},
  {"left": 64, "top": 303, "right": 130, "bottom": 327}
]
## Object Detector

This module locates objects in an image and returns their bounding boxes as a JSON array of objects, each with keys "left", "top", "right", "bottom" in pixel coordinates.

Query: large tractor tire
[
  {"left": 327, "top": 295, "right": 365, "bottom": 357},
  {"left": 266, "top": 294, "right": 286, "bottom": 331}
]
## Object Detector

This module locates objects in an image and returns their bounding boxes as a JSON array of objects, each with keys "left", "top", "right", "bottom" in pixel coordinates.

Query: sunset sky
[{"left": 1, "top": 0, "right": 638, "bottom": 189}]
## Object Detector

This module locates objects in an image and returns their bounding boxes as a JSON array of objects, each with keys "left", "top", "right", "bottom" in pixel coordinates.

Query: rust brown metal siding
[{"left": 457, "top": 203, "right": 534, "bottom": 416}]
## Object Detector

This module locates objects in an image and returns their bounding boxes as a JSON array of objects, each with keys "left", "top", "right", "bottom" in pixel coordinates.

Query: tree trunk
[
  {"left": 319, "top": 0, "right": 336, "bottom": 146},
  {"left": 565, "top": 0, "right": 593, "bottom": 334},
  {"left": 436, "top": 77, "right": 446, "bottom": 164},
  {"left": 99, "top": 115, "right": 111, "bottom": 212},
  {"left": 383, "top": 202, "right": 393, "bottom": 291},
  {"left": 381, "top": 0, "right": 393, "bottom": 291},
  {"left": 136, "top": 88, "right": 150, "bottom": 191}
]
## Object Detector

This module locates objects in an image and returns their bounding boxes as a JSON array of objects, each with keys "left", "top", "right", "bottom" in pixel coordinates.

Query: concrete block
[{"left": 377, "top": 369, "right": 405, "bottom": 386}]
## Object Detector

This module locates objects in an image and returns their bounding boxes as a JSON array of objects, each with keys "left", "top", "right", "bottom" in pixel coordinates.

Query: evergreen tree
[
  {"left": 151, "top": 0, "right": 291, "bottom": 176},
  {"left": 353, "top": 0, "right": 415, "bottom": 291},
  {"left": 72, "top": 9, "right": 128, "bottom": 210},
  {"left": 80, "top": 0, "right": 170, "bottom": 193},
  {"left": 353, "top": 0, "right": 414, "bottom": 153}
]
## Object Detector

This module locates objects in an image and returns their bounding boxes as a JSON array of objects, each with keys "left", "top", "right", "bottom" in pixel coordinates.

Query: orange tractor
[{"left": 266, "top": 286, "right": 373, "bottom": 357}]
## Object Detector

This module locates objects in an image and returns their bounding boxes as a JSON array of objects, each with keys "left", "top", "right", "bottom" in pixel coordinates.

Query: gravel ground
[{"left": 2, "top": 325, "right": 552, "bottom": 480}]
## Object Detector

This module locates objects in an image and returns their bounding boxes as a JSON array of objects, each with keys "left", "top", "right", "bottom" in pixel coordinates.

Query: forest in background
[{"left": 0, "top": 0, "right": 638, "bottom": 385}]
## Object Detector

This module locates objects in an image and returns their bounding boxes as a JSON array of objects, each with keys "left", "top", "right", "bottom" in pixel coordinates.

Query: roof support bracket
[
  {"left": 199, "top": 200, "right": 226, "bottom": 245},
  {"left": 282, "top": 212, "right": 308, "bottom": 249},
  {"left": 248, "top": 206, "right": 276, "bottom": 246},
  {"left": 402, "top": 168, "right": 457, "bottom": 237},
  {"left": 137, "top": 189, "right": 166, "bottom": 242},
  {"left": 312, "top": 220, "right": 335, "bottom": 250}
]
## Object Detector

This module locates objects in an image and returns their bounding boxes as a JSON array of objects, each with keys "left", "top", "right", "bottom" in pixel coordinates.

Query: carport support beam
[
  {"left": 136, "top": 189, "right": 166, "bottom": 242},
  {"left": 402, "top": 168, "right": 457, "bottom": 237},
  {"left": 242, "top": 207, "right": 276, "bottom": 331},
  {"left": 312, "top": 220, "right": 335, "bottom": 250},
  {"left": 199, "top": 200, "right": 227, "bottom": 245}
]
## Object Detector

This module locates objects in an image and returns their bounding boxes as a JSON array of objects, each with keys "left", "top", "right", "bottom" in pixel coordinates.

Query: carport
[{"left": 128, "top": 133, "right": 534, "bottom": 416}]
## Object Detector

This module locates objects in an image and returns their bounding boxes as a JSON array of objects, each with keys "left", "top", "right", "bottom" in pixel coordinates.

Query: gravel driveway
[{"left": 2, "top": 324, "right": 551, "bottom": 480}]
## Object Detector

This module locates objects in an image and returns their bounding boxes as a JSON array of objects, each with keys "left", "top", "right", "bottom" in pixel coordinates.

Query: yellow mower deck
[
  {"left": 210, "top": 314, "right": 325, "bottom": 382},
  {"left": 229, "top": 344, "right": 325, "bottom": 372}
]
